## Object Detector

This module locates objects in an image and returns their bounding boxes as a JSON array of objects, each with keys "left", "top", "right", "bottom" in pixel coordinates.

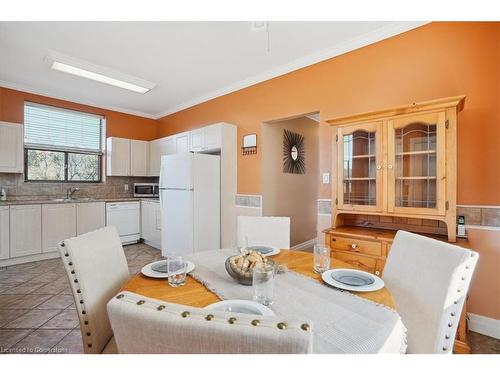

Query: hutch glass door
[
  {"left": 387, "top": 111, "right": 446, "bottom": 215},
  {"left": 337, "top": 122, "right": 382, "bottom": 212}
]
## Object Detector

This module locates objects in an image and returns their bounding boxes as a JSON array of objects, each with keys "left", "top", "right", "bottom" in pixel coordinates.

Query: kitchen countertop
[{"left": 0, "top": 197, "right": 159, "bottom": 206}]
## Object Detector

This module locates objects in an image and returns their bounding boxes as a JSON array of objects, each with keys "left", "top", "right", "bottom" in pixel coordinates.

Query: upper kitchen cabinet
[
  {"left": 130, "top": 139, "right": 149, "bottom": 176},
  {"left": 328, "top": 96, "right": 464, "bottom": 242},
  {"left": 189, "top": 124, "right": 222, "bottom": 152},
  {"left": 149, "top": 136, "right": 175, "bottom": 176},
  {"left": 106, "top": 137, "right": 130, "bottom": 176},
  {"left": 0, "top": 121, "right": 24, "bottom": 173},
  {"left": 175, "top": 131, "right": 191, "bottom": 153}
]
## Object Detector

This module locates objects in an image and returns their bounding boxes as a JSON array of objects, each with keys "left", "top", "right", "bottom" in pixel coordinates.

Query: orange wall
[
  {"left": 0, "top": 87, "right": 157, "bottom": 141},
  {"left": 466, "top": 228, "right": 500, "bottom": 320},
  {"left": 157, "top": 22, "right": 500, "bottom": 206}
]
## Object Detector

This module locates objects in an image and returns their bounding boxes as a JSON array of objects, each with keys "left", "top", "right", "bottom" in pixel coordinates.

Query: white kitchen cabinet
[
  {"left": 130, "top": 140, "right": 149, "bottom": 176},
  {"left": 175, "top": 131, "right": 191, "bottom": 153},
  {"left": 42, "top": 203, "right": 77, "bottom": 253},
  {"left": 189, "top": 124, "right": 222, "bottom": 153},
  {"left": 0, "top": 206, "right": 9, "bottom": 260},
  {"left": 204, "top": 124, "right": 223, "bottom": 151},
  {"left": 106, "top": 137, "right": 130, "bottom": 176},
  {"left": 149, "top": 136, "right": 176, "bottom": 176},
  {"left": 190, "top": 128, "right": 204, "bottom": 152},
  {"left": 10, "top": 205, "right": 42, "bottom": 258},
  {"left": 0, "top": 121, "right": 24, "bottom": 173},
  {"left": 141, "top": 200, "right": 161, "bottom": 249},
  {"left": 76, "top": 201, "right": 105, "bottom": 235}
]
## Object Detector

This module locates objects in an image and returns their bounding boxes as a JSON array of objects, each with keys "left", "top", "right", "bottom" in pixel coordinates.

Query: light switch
[
  {"left": 322, "top": 173, "right": 330, "bottom": 184},
  {"left": 124, "top": 184, "right": 129, "bottom": 191}
]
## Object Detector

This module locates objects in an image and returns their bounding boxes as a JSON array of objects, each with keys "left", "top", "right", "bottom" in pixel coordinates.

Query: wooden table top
[{"left": 122, "top": 249, "right": 396, "bottom": 309}]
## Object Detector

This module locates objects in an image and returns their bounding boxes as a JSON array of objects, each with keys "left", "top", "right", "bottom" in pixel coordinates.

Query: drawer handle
[
  {"left": 375, "top": 270, "right": 381, "bottom": 276},
  {"left": 350, "top": 243, "right": 360, "bottom": 252}
]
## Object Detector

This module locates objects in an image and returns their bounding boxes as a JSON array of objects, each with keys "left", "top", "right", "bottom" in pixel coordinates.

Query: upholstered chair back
[
  {"left": 58, "top": 226, "right": 130, "bottom": 353},
  {"left": 237, "top": 216, "right": 290, "bottom": 249},
  {"left": 383, "top": 231, "right": 478, "bottom": 354},
  {"left": 107, "top": 291, "right": 313, "bottom": 354}
]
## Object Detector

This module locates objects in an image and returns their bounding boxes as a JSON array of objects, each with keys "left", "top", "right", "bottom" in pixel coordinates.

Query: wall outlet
[
  {"left": 124, "top": 184, "right": 129, "bottom": 192},
  {"left": 322, "top": 173, "right": 330, "bottom": 184}
]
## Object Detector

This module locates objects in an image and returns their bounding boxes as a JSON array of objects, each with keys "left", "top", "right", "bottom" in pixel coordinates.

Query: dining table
[
  {"left": 121, "top": 249, "right": 405, "bottom": 353},
  {"left": 123, "top": 249, "right": 395, "bottom": 309}
]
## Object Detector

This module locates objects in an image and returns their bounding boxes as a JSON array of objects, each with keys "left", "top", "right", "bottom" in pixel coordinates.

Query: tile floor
[
  {"left": 0, "top": 243, "right": 498, "bottom": 354},
  {"left": 0, "top": 243, "right": 162, "bottom": 354}
]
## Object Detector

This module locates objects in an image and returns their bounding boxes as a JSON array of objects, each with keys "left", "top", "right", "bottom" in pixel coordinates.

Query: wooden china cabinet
[{"left": 325, "top": 96, "right": 471, "bottom": 353}]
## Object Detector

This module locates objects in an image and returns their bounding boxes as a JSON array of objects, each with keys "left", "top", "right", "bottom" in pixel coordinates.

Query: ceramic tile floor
[
  {"left": 0, "top": 243, "right": 162, "bottom": 354},
  {"left": 0, "top": 243, "right": 498, "bottom": 354}
]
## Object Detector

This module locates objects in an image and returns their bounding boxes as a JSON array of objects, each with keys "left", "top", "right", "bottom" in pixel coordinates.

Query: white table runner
[{"left": 187, "top": 249, "right": 407, "bottom": 354}]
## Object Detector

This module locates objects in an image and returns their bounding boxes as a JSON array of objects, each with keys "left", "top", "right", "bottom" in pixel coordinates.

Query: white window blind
[{"left": 24, "top": 102, "right": 103, "bottom": 154}]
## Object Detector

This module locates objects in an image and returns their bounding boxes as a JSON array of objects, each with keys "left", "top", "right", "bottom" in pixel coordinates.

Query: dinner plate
[
  {"left": 321, "top": 268, "right": 384, "bottom": 292},
  {"left": 241, "top": 245, "right": 280, "bottom": 256},
  {"left": 206, "top": 300, "right": 275, "bottom": 316},
  {"left": 141, "top": 260, "right": 195, "bottom": 279}
]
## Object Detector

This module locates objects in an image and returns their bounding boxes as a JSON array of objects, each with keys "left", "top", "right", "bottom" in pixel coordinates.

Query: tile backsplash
[{"left": 0, "top": 173, "right": 158, "bottom": 201}]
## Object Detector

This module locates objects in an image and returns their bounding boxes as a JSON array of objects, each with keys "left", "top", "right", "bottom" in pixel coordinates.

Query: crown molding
[
  {"left": 0, "top": 80, "right": 157, "bottom": 119},
  {"left": 153, "top": 21, "right": 429, "bottom": 119}
]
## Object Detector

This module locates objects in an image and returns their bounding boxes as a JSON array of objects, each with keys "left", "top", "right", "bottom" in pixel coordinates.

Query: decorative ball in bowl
[{"left": 225, "top": 250, "right": 275, "bottom": 286}]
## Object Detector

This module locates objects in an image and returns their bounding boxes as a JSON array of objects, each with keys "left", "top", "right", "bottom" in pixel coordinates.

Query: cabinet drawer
[
  {"left": 332, "top": 251, "right": 377, "bottom": 274},
  {"left": 330, "top": 236, "right": 382, "bottom": 257}
]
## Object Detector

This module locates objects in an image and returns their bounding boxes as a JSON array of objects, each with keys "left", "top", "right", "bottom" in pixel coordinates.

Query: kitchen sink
[{"left": 50, "top": 197, "right": 94, "bottom": 202}]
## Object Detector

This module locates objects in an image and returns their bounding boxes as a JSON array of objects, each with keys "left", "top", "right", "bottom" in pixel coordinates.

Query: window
[{"left": 24, "top": 102, "right": 103, "bottom": 182}]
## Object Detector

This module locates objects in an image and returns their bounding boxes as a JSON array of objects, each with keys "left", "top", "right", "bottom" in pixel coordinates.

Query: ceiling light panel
[{"left": 46, "top": 51, "right": 156, "bottom": 94}]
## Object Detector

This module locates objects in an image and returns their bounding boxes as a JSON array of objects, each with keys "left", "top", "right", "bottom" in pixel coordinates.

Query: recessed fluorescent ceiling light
[{"left": 46, "top": 51, "right": 156, "bottom": 94}]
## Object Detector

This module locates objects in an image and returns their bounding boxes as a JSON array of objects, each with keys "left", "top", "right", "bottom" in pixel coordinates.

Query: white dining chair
[
  {"left": 237, "top": 216, "right": 290, "bottom": 249},
  {"left": 383, "top": 230, "right": 479, "bottom": 354},
  {"left": 107, "top": 291, "right": 313, "bottom": 354},
  {"left": 58, "top": 226, "right": 130, "bottom": 354}
]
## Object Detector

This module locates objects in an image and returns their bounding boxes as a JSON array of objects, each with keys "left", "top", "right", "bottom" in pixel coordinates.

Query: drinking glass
[
  {"left": 313, "top": 245, "right": 331, "bottom": 274},
  {"left": 167, "top": 256, "right": 187, "bottom": 287},
  {"left": 252, "top": 262, "right": 275, "bottom": 306}
]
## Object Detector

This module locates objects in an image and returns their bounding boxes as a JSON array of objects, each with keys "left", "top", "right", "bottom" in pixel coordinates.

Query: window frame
[
  {"left": 23, "top": 102, "right": 104, "bottom": 183},
  {"left": 24, "top": 148, "right": 102, "bottom": 183}
]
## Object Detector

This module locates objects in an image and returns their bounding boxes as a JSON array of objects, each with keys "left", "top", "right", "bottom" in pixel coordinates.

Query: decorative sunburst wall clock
[{"left": 282, "top": 129, "right": 305, "bottom": 174}]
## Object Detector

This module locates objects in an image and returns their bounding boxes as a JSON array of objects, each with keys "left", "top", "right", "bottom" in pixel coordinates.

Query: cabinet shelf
[
  {"left": 395, "top": 176, "right": 436, "bottom": 180},
  {"left": 350, "top": 154, "right": 376, "bottom": 159},
  {"left": 395, "top": 150, "right": 436, "bottom": 156},
  {"left": 343, "top": 177, "right": 376, "bottom": 181}
]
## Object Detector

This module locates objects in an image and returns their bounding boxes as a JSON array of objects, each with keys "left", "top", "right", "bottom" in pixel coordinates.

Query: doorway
[{"left": 261, "top": 113, "right": 320, "bottom": 248}]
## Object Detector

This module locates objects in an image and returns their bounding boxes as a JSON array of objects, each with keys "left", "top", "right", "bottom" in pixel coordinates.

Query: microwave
[{"left": 134, "top": 183, "right": 159, "bottom": 198}]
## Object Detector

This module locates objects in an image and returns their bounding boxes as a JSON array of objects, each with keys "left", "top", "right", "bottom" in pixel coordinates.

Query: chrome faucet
[{"left": 66, "top": 187, "right": 80, "bottom": 200}]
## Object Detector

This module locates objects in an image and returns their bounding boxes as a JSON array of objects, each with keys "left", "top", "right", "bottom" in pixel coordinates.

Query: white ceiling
[{"left": 0, "top": 22, "right": 426, "bottom": 119}]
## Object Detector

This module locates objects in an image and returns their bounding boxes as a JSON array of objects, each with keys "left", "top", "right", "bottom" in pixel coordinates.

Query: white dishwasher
[{"left": 106, "top": 201, "right": 141, "bottom": 244}]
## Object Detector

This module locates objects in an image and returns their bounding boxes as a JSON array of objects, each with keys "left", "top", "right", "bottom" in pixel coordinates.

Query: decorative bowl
[{"left": 224, "top": 256, "right": 275, "bottom": 286}]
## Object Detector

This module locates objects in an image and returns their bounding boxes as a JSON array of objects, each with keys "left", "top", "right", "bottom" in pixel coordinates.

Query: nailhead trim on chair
[
  {"left": 440, "top": 256, "right": 476, "bottom": 352},
  {"left": 117, "top": 294, "right": 313, "bottom": 335},
  {"left": 60, "top": 241, "right": 94, "bottom": 354}
]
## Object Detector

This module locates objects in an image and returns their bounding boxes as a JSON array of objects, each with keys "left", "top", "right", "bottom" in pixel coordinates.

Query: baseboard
[
  {"left": 468, "top": 313, "right": 500, "bottom": 340},
  {"left": 0, "top": 251, "right": 60, "bottom": 267},
  {"left": 291, "top": 238, "right": 317, "bottom": 251}
]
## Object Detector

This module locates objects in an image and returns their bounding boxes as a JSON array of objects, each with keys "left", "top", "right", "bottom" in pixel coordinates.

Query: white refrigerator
[{"left": 159, "top": 152, "right": 220, "bottom": 257}]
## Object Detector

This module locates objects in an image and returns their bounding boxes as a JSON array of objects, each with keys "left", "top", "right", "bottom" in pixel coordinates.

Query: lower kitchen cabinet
[
  {"left": 141, "top": 199, "right": 161, "bottom": 249},
  {"left": 42, "top": 203, "right": 77, "bottom": 253},
  {"left": 76, "top": 201, "right": 106, "bottom": 235},
  {"left": 0, "top": 206, "right": 9, "bottom": 260},
  {"left": 10, "top": 204, "right": 42, "bottom": 258}
]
